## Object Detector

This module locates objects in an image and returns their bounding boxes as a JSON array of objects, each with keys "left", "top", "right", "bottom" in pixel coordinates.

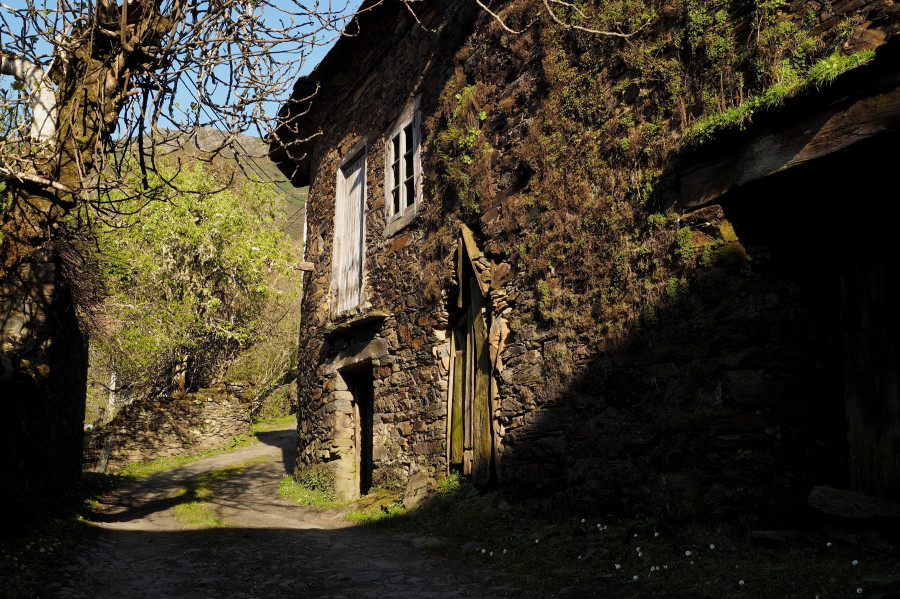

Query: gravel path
[{"left": 43, "top": 427, "right": 538, "bottom": 599}]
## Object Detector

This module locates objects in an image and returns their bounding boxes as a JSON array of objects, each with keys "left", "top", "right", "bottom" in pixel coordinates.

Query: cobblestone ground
[{"left": 43, "top": 427, "right": 542, "bottom": 599}]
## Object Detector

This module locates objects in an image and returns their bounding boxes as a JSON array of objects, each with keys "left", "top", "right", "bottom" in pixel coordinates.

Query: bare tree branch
[
  {"left": 0, "top": 166, "right": 74, "bottom": 193},
  {"left": 541, "top": 0, "right": 646, "bottom": 38},
  {"left": 475, "top": 0, "right": 523, "bottom": 35},
  {"left": 0, "top": 52, "right": 57, "bottom": 142}
]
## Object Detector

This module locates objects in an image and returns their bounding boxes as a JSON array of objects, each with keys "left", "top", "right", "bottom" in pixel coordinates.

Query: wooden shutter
[{"left": 333, "top": 153, "right": 366, "bottom": 314}]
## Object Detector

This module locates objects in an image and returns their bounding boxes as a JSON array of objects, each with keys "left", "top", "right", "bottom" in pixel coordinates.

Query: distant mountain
[{"left": 130, "top": 127, "right": 308, "bottom": 242}]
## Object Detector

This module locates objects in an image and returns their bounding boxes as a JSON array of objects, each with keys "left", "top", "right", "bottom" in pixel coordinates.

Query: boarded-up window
[{"left": 332, "top": 150, "right": 366, "bottom": 314}]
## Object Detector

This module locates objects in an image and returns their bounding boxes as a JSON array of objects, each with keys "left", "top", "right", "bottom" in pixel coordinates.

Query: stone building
[{"left": 271, "top": 0, "right": 900, "bottom": 521}]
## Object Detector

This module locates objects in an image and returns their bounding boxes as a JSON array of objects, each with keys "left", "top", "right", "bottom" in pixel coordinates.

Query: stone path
[{"left": 44, "top": 426, "right": 538, "bottom": 599}]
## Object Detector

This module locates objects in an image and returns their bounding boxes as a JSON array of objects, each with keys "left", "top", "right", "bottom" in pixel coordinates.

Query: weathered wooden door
[
  {"left": 332, "top": 152, "right": 366, "bottom": 314},
  {"left": 448, "top": 237, "right": 494, "bottom": 485}
]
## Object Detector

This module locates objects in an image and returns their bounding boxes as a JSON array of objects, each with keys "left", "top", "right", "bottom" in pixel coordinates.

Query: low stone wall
[{"left": 90, "top": 383, "right": 251, "bottom": 471}]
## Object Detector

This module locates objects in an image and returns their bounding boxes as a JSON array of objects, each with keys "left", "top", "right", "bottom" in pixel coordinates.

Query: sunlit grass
[
  {"left": 252, "top": 413, "right": 296, "bottom": 433},
  {"left": 278, "top": 475, "right": 343, "bottom": 509}
]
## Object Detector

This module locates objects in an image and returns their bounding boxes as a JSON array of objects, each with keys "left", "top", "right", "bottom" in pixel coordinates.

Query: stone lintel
[{"left": 327, "top": 337, "right": 389, "bottom": 373}]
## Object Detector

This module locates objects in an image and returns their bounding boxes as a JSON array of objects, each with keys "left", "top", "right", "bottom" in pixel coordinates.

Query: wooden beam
[
  {"left": 460, "top": 224, "right": 490, "bottom": 297},
  {"left": 680, "top": 71, "right": 900, "bottom": 209}
]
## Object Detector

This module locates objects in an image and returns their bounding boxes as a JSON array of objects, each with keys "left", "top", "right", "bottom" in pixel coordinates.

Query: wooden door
[{"left": 448, "top": 247, "right": 493, "bottom": 485}]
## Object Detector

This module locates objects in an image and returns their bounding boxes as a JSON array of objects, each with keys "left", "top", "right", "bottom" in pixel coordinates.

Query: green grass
[
  {"left": 352, "top": 475, "right": 900, "bottom": 598},
  {"left": 252, "top": 413, "right": 296, "bottom": 433},
  {"left": 278, "top": 475, "right": 344, "bottom": 509},
  {"left": 684, "top": 49, "right": 876, "bottom": 147},
  {"left": 343, "top": 487, "right": 406, "bottom": 523},
  {"left": 172, "top": 500, "right": 226, "bottom": 528}
]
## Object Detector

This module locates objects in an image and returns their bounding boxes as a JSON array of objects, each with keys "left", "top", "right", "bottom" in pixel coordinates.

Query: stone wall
[
  {"left": 1, "top": 245, "right": 87, "bottom": 512},
  {"left": 90, "top": 383, "right": 251, "bottom": 471}
]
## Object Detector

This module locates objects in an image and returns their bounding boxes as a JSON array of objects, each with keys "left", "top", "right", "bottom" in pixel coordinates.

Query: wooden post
[
  {"left": 450, "top": 331, "right": 464, "bottom": 467},
  {"left": 471, "top": 280, "right": 492, "bottom": 486}
]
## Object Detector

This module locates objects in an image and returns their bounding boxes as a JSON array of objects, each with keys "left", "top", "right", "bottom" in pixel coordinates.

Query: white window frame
[
  {"left": 332, "top": 140, "right": 368, "bottom": 315},
  {"left": 384, "top": 95, "right": 422, "bottom": 237}
]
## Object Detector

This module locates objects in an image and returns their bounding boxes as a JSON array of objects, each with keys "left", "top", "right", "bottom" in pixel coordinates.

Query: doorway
[{"left": 344, "top": 368, "right": 374, "bottom": 495}]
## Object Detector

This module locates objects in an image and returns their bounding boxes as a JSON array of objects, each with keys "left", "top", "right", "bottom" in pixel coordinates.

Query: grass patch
[
  {"left": 172, "top": 455, "right": 270, "bottom": 528},
  {"left": 252, "top": 413, "right": 296, "bottom": 433},
  {"left": 356, "top": 475, "right": 900, "bottom": 597},
  {"left": 172, "top": 500, "right": 225, "bottom": 528},
  {"left": 278, "top": 475, "right": 343, "bottom": 509}
]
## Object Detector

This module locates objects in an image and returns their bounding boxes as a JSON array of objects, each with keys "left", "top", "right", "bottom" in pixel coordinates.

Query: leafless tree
[{"left": 0, "top": 0, "right": 364, "bottom": 276}]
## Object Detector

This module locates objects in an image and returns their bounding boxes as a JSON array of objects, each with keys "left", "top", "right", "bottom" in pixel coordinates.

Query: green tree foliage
[{"left": 91, "top": 160, "right": 298, "bottom": 403}]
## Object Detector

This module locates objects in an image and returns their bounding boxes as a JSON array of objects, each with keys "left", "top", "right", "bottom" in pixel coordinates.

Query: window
[
  {"left": 332, "top": 144, "right": 367, "bottom": 314},
  {"left": 389, "top": 122, "right": 416, "bottom": 216},
  {"left": 384, "top": 96, "right": 421, "bottom": 236}
]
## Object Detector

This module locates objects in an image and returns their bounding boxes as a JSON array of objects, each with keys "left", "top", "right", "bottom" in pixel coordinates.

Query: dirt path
[{"left": 44, "top": 427, "right": 539, "bottom": 599}]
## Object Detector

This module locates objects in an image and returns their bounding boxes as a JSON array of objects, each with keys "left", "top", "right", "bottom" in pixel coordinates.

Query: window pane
[
  {"left": 405, "top": 152, "right": 413, "bottom": 185},
  {"left": 404, "top": 179, "right": 414, "bottom": 209},
  {"left": 392, "top": 134, "right": 400, "bottom": 162},
  {"left": 404, "top": 124, "right": 413, "bottom": 155},
  {"left": 392, "top": 187, "right": 400, "bottom": 214}
]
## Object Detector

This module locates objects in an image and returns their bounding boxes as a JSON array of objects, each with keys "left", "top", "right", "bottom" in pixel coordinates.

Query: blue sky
[{"left": 0, "top": 0, "right": 365, "bottom": 138}]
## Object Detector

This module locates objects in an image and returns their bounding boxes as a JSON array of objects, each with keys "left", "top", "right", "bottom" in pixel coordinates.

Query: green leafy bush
[{"left": 89, "top": 159, "right": 298, "bottom": 407}]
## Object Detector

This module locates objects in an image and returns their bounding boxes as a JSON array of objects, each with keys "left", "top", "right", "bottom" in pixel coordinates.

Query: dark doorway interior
[
  {"left": 718, "top": 130, "right": 900, "bottom": 500},
  {"left": 344, "top": 369, "right": 374, "bottom": 495}
]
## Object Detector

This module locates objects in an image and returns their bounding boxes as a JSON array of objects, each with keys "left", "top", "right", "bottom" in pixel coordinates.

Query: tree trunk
[{"left": 0, "top": 213, "right": 87, "bottom": 512}]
